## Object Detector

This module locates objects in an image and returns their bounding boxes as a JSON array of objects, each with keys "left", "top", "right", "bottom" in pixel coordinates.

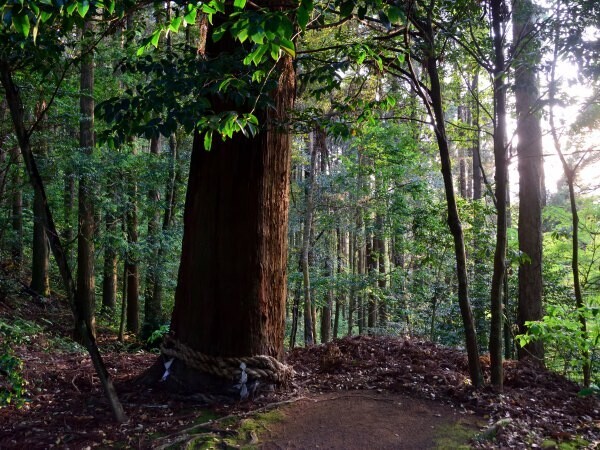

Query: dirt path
[{"left": 259, "top": 391, "right": 481, "bottom": 449}]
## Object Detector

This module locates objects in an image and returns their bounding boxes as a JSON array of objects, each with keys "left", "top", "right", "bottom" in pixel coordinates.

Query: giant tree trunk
[
  {"left": 77, "top": 21, "right": 96, "bottom": 339},
  {"left": 513, "top": 0, "right": 544, "bottom": 362},
  {"left": 168, "top": 53, "right": 294, "bottom": 371}
]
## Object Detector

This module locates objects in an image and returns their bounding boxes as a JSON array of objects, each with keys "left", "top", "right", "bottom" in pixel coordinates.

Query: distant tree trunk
[
  {"left": 118, "top": 260, "right": 128, "bottom": 342},
  {"left": 321, "top": 234, "right": 334, "bottom": 343},
  {"left": 375, "top": 213, "right": 388, "bottom": 327},
  {"left": 471, "top": 72, "right": 482, "bottom": 201},
  {"left": 334, "top": 227, "right": 347, "bottom": 338},
  {"left": 102, "top": 222, "right": 118, "bottom": 313},
  {"left": 289, "top": 276, "right": 301, "bottom": 349},
  {"left": 565, "top": 178, "right": 590, "bottom": 386},
  {"left": 548, "top": 24, "right": 590, "bottom": 386},
  {"left": 31, "top": 102, "right": 50, "bottom": 297},
  {"left": 125, "top": 156, "right": 139, "bottom": 335},
  {"left": 367, "top": 233, "right": 377, "bottom": 330},
  {"left": 348, "top": 228, "right": 356, "bottom": 336},
  {"left": 423, "top": 49, "right": 483, "bottom": 387},
  {"left": 163, "top": 134, "right": 179, "bottom": 229},
  {"left": 489, "top": 0, "right": 509, "bottom": 390},
  {"left": 151, "top": 133, "right": 178, "bottom": 318},
  {"left": 357, "top": 220, "right": 365, "bottom": 335},
  {"left": 513, "top": 0, "right": 544, "bottom": 363},
  {"left": 31, "top": 179, "right": 50, "bottom": 296},
  {"left": 10, "top": 146, "right": 23, "bottom": 266},
  {"left": 64, "top": 171, "right": 75, "bottom": 266},
  {"left": 76, "top": 20, "right": 96, "bottom": 340},
  {"left": 142, "top": 136, "right": 162, "bottom": 339},
  {"left": 302, "top": 133, "right": 317, "bottom": 346}
]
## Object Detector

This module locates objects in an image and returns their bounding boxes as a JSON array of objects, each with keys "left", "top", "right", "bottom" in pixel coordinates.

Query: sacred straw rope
[{"left": 160, "top": 336, "right": 294, "bottom": 384}]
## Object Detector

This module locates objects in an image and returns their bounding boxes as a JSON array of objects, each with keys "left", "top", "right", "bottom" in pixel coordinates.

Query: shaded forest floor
[{"left": 0, "top": 273, "right": 599, "bottom": 449}]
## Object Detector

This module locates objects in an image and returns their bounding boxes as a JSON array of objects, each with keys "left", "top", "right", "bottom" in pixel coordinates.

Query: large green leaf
[{"left": 12, "top": 13, "right": 30, "bottom": 37}]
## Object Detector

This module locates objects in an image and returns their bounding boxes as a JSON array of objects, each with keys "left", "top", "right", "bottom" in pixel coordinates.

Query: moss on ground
[{"left": 433, "top": 418, "right": 484, "bottom": 450}]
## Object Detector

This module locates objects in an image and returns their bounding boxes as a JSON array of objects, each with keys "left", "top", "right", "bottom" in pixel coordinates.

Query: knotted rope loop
[{"left": 160, "top": 336, "right": 294, "bottom": 384}]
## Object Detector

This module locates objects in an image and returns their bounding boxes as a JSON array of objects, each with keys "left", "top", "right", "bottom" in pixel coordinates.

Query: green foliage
[
  {"left": 146, "top": 324, "right": 169, "bottom": 347},
  {"left": 0, "top": 319, "right": 33, "bottom": 407},
  {"left": 516, "top": 303, "right": 599, "bottom": 384},
  {"left": 577, "top": 385, "right": 599, "bottom": 398}
]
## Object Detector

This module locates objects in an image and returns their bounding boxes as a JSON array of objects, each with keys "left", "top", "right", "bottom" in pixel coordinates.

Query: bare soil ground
[
  {"left": 1, "top": 272, "right": 599, "bottom": 449},
  {"left": 260, "top": 391, "right": 480, "bottom": 449}
]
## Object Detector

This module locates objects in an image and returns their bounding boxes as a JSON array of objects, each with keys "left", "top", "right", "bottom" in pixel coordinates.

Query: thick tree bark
[
  {"left": 169, "top": 53, "right": 294, "bottom": 362},
  {"left": 77, "top": 21, "right": 96, "bottom": 339},
  {"left": 513, "top": 0, "right": 544, "bottom": 362},
  {"left": 489, "top": 0, "right": 509, "bottom": 390}
]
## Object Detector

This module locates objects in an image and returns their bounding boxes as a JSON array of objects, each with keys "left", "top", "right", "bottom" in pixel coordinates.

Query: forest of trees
[{"left": 0, "top": 0, "right": 599, "bottom": 413}]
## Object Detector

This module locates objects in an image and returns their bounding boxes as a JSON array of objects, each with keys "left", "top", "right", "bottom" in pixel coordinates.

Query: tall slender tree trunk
[
  {"left": 472, "top": 72, "right": 482, "bottom": 202},
  {"left": 31, "top": 183, "right": 50, "bottom": 295},
  {"left": 489, "top": 0, "right": 509, "bottom": 390},
  {"left": 152, "top": 134, "right": 178, "bottom": 316},
  {"left": 423, "top": 50, "right": 483, "bottom": 387},
  {"left": 375, "top": 213, "right": 388, "bottom": 326},
  {"left": 77, "top": 21, "right": 96, "bottom": 339},
  {"left": 513, "top": 0, "right": 544, "bottom": 363},
  {"left": 64, "top": 171, "right": 75, "bottom": 266},
  {"left": 548, "top": 22, "right": 590, "bottom": 385},
  {"left": 348, "top": 228, "right": 356, "bottom": 336},
  {"left": 125, "top": 151, "right": 139, "bottom": 335},
  {"left": 31, "top": 102, "right": 50, "bottom": 296},
  {"left": 566, "top": 181, "right": 590, "bottom": 386},
  {"left": 0, "top": 57, "right": 125, "bottom": 424},
  {"left": 142, "top": 136, "right": 163, "bottom": 339},
  {"left": 302, "top": 133, "right": 317, "bottom": 346},
  {"left": 10, "top": 146, "right": 23, "bottom": 266},
  {"left": 102, "top": 219, "right": 118, "bottom": 312},
  {"left": 366, "top": 233, "right": 377, "bottom": 330}
]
